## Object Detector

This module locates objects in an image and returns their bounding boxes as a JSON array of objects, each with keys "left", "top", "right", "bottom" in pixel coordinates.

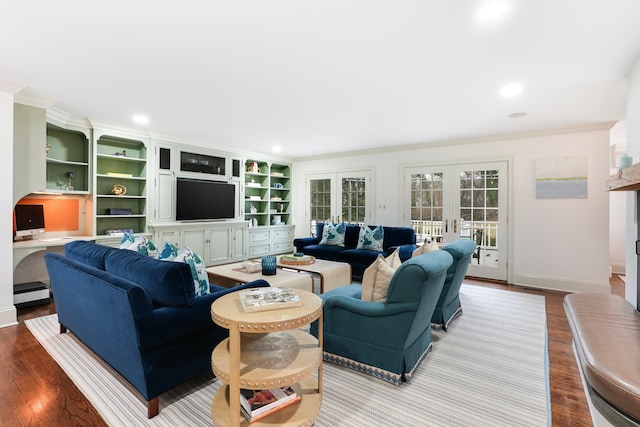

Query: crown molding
[
  {"left": 0, "top": 81, "right": 26, "bottom": 95},
  {"left": 13, "top": 92, "right": 57, "bottom": 109}
]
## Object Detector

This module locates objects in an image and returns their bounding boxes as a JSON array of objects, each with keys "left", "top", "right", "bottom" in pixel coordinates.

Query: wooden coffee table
[
  {"left": 206, "top": 262, "right": 313, "bottom": 293},
  {"left": 277, "top": 256, "right": 352, "bottom": 294}
]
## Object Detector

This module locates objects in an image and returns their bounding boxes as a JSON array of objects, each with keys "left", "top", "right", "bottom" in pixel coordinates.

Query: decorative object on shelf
[
  {"left": 105, "top": 208, "right": 132, "bottom": 215},
  {"left": 248, "top": 162, "right": 259, "bottom": 173},
  {"left": 261, "top": 255, "right": 277, "bottom": 275},
  {"left": 271, "top": 171, "right": 284, "bottom": 177},
  {"left": 619, "top": 154, "right": 633, "bottom": 170},
  {"left": 106, "top": 172, "right": 134, "bottom": 177},
  {"left": 279, "top": 203, "right": 284, "bottom": 213},
  {"left": 273, "top": 182, "right": 284, "bottom": 189},
  {"left": 46, "top": 143, "right": 52, "bottom": 156},
  {"left": 272, "top": 215, "right": 282, "bottom": 225},
  {"left": 65, "top": 171, "right": 75, "bottom": 191},
  {"left": 105, "top": 228, "right": 135, "bottom": 236},
  {"left": 250, "top": 218, "right": 258, "bottom": 227},
  {"left": 110, "top": 184, "right": 127, "bottom": 196},
  {"left": 250, "top": 203, "right": 257, "bottom": 214},
  {"left": 114, "top": 150, "right": 127, "bottom": 156}
]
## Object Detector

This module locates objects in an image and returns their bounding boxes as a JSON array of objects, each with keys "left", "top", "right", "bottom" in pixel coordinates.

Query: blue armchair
[
  {"left": 311, "top": 250, "right": 453, "bottom": 385},
  {"left": 431, "top": 239, "right": 477, "bottom": 330}
]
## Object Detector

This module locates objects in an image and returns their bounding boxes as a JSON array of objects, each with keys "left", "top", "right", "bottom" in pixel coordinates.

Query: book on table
[
  {"left": 239, "top": 287, "right": 302, "bottom": 313},
  {"left": 240, "top": 386, "right": 301, "bottom": 423}
]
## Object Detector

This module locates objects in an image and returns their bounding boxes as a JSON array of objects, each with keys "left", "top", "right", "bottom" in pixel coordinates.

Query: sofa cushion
[
  {"left": 340, "top": 248, "right": 385, "bottom": 265},
  {"left": 158, "top": 242, "right": 210, "bottom": 297},
  {"left": 361, "top": 252, "right": 400, "bottom": 302},
  {"left": 319, "top": 221, "right": 346, "bottom": 246},
  {"left": 357, "top": 224, "right": 384, "bottom": 251},
  {"left": 105, "top": 249, "right": 195, "bottom": 307},
  {"left": 64, "top": 240, "right": 118, "bottom": 270},
  {"left": 383, "top": 227, "right": 417, "bottom": 251},
  {"left": 301, "top": 244, "right": 345, "bottom": 261},
  {"left": 120, "top": 233, "right": 159, "bottom": 258}
]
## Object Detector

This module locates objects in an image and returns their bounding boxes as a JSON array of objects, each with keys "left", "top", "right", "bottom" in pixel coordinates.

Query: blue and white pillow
[
  {"left": 120, "top": 233, "right": 159, "bottom": 258},
  {"left": 158, "top": 242, "right": 210, "bottom": 297},
  {"left": 319, "top": 221, "right": 346, "bottom": 247},
  {"left": 356, "top": 225, "right": 384, "bottom": 251}
]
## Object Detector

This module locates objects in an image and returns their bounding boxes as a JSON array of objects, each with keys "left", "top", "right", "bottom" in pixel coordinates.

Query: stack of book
[
  {"left": 239, "top": 287, "right": 302, "bottom": 313},
  {"left": 240, "top": 386, "right": 300, "bottom": 423}
]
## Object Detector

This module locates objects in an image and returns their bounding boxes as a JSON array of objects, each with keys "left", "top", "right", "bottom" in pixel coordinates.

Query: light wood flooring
[{"left": 1, "top": 277, "right": 623, "bottom": 426}]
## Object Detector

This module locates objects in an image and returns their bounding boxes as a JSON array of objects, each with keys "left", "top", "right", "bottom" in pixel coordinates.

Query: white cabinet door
[
  {"left": 154, "top": 227, "right": 180, "bottom": 247},
  {"left": 207, "top": 227, "right": 231, "bottom": 265},
  {"left": 182, "top": 228, "right": 207, "bottom": 262},
  {"left": 230, "top": 225, "right": 245, "bottom": 261}
]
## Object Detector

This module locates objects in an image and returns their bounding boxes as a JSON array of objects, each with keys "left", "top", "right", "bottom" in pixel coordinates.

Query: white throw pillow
[
  {"left": 361, "top": 252, "right": 400, "bottom": 303},
  {"left": 412, "top": 240, "right": 439, "bottom": 258}
]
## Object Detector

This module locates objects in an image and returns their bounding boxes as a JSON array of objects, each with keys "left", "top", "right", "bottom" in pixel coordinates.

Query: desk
[{"left": 13, "top": 236, "right": 95, "bottom": 270}]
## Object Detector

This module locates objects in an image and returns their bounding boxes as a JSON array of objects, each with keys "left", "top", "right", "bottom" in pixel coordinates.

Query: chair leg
[
  {"left": 59, "top": 324, "right": 68, "bottom": 334},
  {"left": 147, "top": 397, "right": 159, "bottom": 418}
]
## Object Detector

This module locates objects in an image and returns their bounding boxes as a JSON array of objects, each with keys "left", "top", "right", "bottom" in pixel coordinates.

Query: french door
[
  {"left": 405, "top": 161, "right": 508, "bottom": 281},
  {"left": 306, "top": 171, "right": 372, "bottom": 237}
]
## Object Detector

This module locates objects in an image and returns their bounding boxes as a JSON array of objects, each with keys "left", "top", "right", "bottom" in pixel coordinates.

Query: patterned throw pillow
[
  {"left": 120, "top": 233, "right": 159, "bottom": 258},
  {"left": 319, "top": 221, "right": 346, "bottom": 246},
  {"left": 158, "top": 242, "right": 210, "bottom": 297},
  {"left": 361, "top": 252, "right": 401, "bottom": 302},
  {"left": 412, "top": 239, "right": 439, "bottom": 258},
  {"left": 356, "top": 225, "right": 384, "bottom": 251}
]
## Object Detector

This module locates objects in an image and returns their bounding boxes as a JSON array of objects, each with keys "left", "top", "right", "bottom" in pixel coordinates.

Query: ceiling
[{"left": 2, "top": 1, "right": 640, "bottom": 159}]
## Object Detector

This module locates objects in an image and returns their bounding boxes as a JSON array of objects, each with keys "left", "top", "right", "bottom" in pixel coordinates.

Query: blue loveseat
[
  {"left": 44, "top": 240, "right": 269, "bottom": 418},
  {"left": 294, "top": 223, "right": 417, "bottom": 280}
]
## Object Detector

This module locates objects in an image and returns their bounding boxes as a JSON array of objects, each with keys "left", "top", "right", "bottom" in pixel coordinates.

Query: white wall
[
  {"left": 0, "top": 84, "right": 19, "bottom": 328},
  {"left": 292, "top": 126, "right": 612, "bottom": 293},
  {"left": 625, "top": 57, "right": 640, "bottom": 307}
]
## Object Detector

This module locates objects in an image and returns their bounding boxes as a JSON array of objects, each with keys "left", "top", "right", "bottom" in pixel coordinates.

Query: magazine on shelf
[
  {"left": 240, "top": 386, "right": 301, "bottom": 423},
  {"left": 239, "top": 287, "right": 302, "bottom": 313}
]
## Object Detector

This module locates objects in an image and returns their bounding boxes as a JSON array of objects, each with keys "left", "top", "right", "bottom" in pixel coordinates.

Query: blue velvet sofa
[
  {"left": 44, "top": 240, "right": 269, "bottom": 418},
  {"left": 293, "top": 223, "right": 417, "bottom": 280},
  {"left": 310, "top": 250, "right": 453, "bottom": 385}
]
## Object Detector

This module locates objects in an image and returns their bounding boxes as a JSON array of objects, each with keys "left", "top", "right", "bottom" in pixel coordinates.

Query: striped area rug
[{"left": 26, "top": 284, "right": 550, "bottom": 426}]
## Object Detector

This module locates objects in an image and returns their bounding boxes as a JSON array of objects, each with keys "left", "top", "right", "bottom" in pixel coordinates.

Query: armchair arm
[{"left": 293, "top": 237, "right": 320, "bottom": 252}]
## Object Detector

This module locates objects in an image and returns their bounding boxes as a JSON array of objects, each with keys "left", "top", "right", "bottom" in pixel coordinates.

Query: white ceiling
[{"left": 2, "top": 1, "right": 640, "bottom": 159}]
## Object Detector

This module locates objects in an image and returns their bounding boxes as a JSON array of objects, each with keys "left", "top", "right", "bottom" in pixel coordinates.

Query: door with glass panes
[
  {"left": 405, "top": 162, "right": 508, "bottom": 281},
  {"left": 306, "top": 171, "right": 372, "bottom": 237}
]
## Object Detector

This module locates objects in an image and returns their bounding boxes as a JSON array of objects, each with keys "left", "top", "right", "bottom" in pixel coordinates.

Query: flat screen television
[
  {"left": 176, "top": 178, "right": 236, "bottom": 221},
  {"left": 14, "top": 204, "right": 45, "bottom": 239}
]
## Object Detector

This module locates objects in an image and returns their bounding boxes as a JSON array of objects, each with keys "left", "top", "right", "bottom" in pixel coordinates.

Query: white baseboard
[
  {"left": 0, "top": 305, "right": 18, "bottom": 329},
  {"left": 512, "top": 274, "right": 610, "bottom": 294}
]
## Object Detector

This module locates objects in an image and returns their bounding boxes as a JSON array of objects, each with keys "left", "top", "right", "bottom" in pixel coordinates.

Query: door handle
[
  {"left": 444, "top": 219, "right": 448, "bottom": 233},
  {"left": 453, "top": 218, "right": 457, "bottom": 233}
]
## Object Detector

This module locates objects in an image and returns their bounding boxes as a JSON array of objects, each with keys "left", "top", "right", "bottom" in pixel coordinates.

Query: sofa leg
[
  {"left": 59, "top": 324, "right": 67, "bottom": 334},
  {"left": 148, "top": 397, "right": 159, "bottom": 418}
]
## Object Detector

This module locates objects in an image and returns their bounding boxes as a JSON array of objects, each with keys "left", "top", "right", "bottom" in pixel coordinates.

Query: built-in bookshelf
[
  {"left": 45, "top": 123, "right": 90, "bottom": 194},
  {"left": 94, "top": 135, "right": 147, "bottom": 235}
]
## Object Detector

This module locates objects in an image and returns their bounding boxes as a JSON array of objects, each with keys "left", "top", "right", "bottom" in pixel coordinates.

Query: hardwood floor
[{"left": 1, "top": 277, "right": 623, "bottom": 426}]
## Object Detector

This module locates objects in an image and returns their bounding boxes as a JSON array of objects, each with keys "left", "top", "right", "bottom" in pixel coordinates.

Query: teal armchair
[
  {"left": 311, "top": 250, "right": 453, "bottom": 385},
  {"left": 431, "top": 239, "right": 477, "bottom": 330}
]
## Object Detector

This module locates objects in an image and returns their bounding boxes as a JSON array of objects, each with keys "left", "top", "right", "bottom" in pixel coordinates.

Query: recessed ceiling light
[
  {"left": 133, "top": 115, "right": 149, "bottom": 125},
  {"left": 477, "top": 1, "right": 510, "bottom": 22},
  {"left": 508, "top": 112, "right": 527, "bottom": 118},
  {"left": 272, "top": 146, "right": 282, "bottom": 153},
  {"left": 499, "top": 83, "right": 523, "bottom": 98}
]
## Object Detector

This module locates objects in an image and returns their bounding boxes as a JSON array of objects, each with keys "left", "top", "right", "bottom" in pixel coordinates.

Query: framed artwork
[{"left": 535, "top": 156, "right": 588, "bottom": 199}]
